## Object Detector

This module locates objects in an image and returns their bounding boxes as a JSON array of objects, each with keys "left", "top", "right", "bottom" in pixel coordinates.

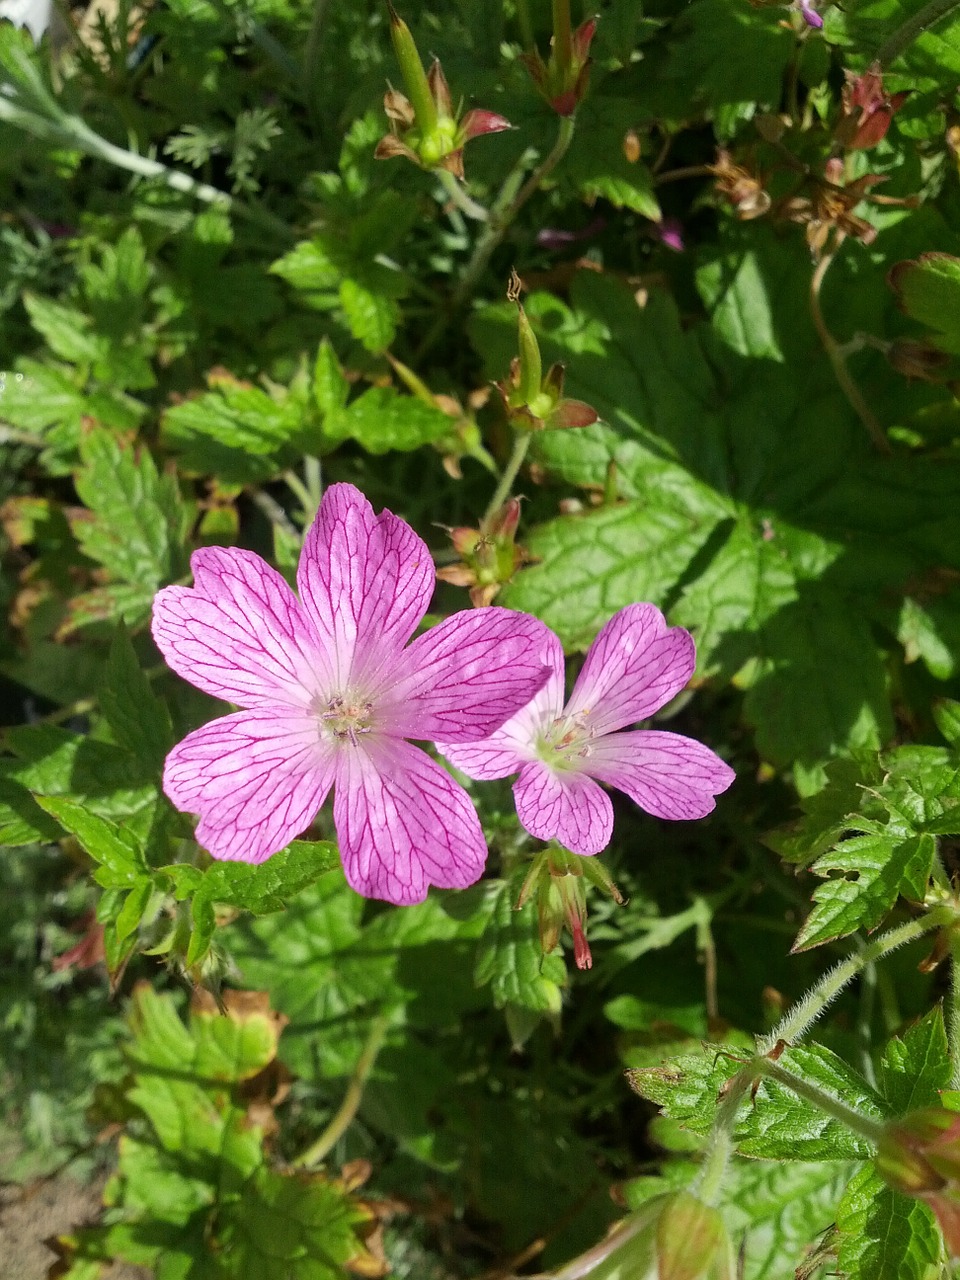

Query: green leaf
[
  {"left": 739, "top": 1044, "right": 886, "bottom": 1161},
  {"left": 33, "top": 796, "right": 148, "bottom": 887},
  {"left": 474, "top": 879, "right": 566, "bottom": 1015},
  {"left": 934, "top": 699, "right": 960, "bottom": 748},
  {"left": 98, "top": 625, "right": 172, "bottom": 776},
  {"left": 339, "top": 275, "right": 396, "bottom": 352},
  {"left": 23, "top": 294, "right": 104, "bottom": 366},
  {"left": 888, "top": 254, "right": 960, "bottom": 355},
  {"left": 334, "top": 385, "right": 455, "bottom": 455},
  {"left": 880, "top": 1007, "right": 952, "bottom": 1115},
  {"left": 501, "top": 492, "right": 726, "bottom": 650},
  {"left": 793, "top": 830, "right": 936, "bottom": 951},
  {"left": 217, "top": 1164, "right": 375, "bottom": 1279},
  {"left": 72, "top": 431, "right": 191, "bottom": 623},
  {"left": 0, "top": 777, "right": 63, "bottom": 847},
  {"left": 163, "top": 839, "right": 340, "bottom": 915},
  {"left": 836, "top": 1163, "right": 941, "bottom": 1280},
  {"left": 162, "top": 377, "right": 313, "bottom": 485},
  {"left": 312, "top": 339, "right": 349, "bottom": 418}
]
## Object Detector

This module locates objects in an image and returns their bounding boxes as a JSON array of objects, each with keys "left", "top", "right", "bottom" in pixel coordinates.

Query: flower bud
[
  {"left": 517, "top": 845, "right": 622, "bottom": 971},
  {"left": 521, "top": 6, "right": 597, "bottom": 116},
  {"left": 436, "top": 499, "right": 527, "bottom": 607},
  {"left": 497, "top": 284, "right": 600, "bottom": 432},
  {"left": 876, "top": 1107, "right": 960, "bottom": 1257},
  {"left": 836, "top": 62, "right": 908, "bottom": 151},
  {"left": 376, "top": 4, "right": 511, "bottom": 176},
  {"left": 656, "top": 1192, "right": 733, "bottom": 1280}
]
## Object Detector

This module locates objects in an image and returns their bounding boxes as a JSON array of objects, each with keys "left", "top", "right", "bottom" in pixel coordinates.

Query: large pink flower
[
  {"left": 152, "top": 483, "right": 550, "bottom": 905},
  {"left": 439, "top": 605, "right": 734, "bottom": 855}
]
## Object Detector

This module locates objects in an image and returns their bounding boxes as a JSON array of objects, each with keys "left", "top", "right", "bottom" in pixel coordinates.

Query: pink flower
[
  {"left": 439, "top": 605, "right": 734, "bottom": 855},
  {"left": 152, "top": 484, "right": 550, "bottom": 905}
]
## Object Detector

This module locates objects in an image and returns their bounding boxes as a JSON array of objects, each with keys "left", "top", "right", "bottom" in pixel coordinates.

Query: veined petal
[
  {"left": 380, "top": 608, "right": 555, "bottom": 744},
  {"left": 163, "top": 709, "right": 336, "bottom": 863},
  {"left": 587, "top": 730, "right": 735, "bottom": 820},
  {"left": 437, "top": 624, "right": 566, "bottom": 776},
  {"left": 297, "top": 483, "right": 435, "bottom": 689},
  {"left": 333, "top": 738, "right": 487, "bottom": 905},
  {"left": 565, "top": 604, "right": 695, "bottom": 735},
  {"left": 153, "top": 547, "right": 331, "bottom": 709},
  {"left": 513, "top": 761, "right": 613, "bottom": 855}
]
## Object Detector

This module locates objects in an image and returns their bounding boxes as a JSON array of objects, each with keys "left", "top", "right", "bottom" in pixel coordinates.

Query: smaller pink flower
[{"left": 439, "top": 605, "right": 734, "bottom": 855}]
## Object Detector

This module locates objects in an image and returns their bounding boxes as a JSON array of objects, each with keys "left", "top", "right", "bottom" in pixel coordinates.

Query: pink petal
[
  {"left": 380, "top": 608, "right": 556, "bottom": 744},
  {"left": 163, "top": 709, "right": 336, "bottom": 863},
  {"left": 565, "top": 604, "right": 695, "bottom": 735},
  {"left": 586, "top": 730, "right": 735, "bottom": 821},
  {"left": 438, "top": 623, "right": 565, "bottom": 776},
  {"left": 513, "top": 761, "right": 613, "bottom": 855},
  {"left": 460, "top": 108, "right": 512, "bottom": 140},
  {"left": 152, "top": 547, "right": 331, "bottom": 710},
  {"left": 333, "top": 738, "right": 487, "bottom": 905},
  {"left": 297, "top": 483, "right": 435, "bottom": 690}
]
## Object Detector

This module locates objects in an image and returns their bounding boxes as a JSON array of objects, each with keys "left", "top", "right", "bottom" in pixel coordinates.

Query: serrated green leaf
[
  {"left": 313, "top": 339, "right": 349, "bottom": 417},
  {"left": 501, "top": 493, "right": 726, "bottom": 650},
  {"left": 889, "top": 253, "right": 960, "bottom": 354},
  {"left": 339, "top": 275, "right": 396, "bottom": 351},
  {"left": 98, "top": 625, "right": 172, "bottom": 775},
  {"left": 935, "top": 699, "right": 960, "bottom": 749},
  {"left": 217, "top": 1164, "right": 375, "bottom": 1279},
  {"left": 794, "top": 831, "right": 936, "bottom": 951},
  {"left": 836, "top": 1163, "right": 941, "bottom": 1280},
  {"left": 739, "top": 1044, "right": 885, "bottom": 1161},
  {"left": 115, "top": 876, "right": 154, "bottom": 943},
  {"left": 0, "top": 776, "right": 63, "bottom": 846},
  {"left": 334, "top": 385, "right": 453, "bottom": 454},
  {"left": 23, "top": 294, "right": 104, "bottom": 366},
  {"left": 880, "top": 1007, "right": 951, "bottom": 1114},
  {"left": 33, "top": 796, "right": 148, "bottom": 887},
  {"left": 162, "top": 378, "right": 312, "bottom": 484},
  {"left": 474, "top": 879, "right": 565, "bottom": 1014},
  {"left": 72, "top": 432, "right": 190, "bottom": 619},
  {"left": 164, "top": 839, "right": 339, "bottom": 915}
]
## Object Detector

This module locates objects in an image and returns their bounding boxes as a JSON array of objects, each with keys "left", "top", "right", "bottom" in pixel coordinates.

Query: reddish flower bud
[{"left": 836, "top": 62, "right": 909, "bottom": 150}]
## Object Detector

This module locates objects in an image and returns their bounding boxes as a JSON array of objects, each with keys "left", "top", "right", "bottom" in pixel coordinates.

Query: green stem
[
  {"left": 756, "top": 908, "right": 954, "bottom": 1056},
  {"left": 482, "top": 432, "right": 532, "bottom": 524},
  {"left": 0, "top": 99, "right": 293, "bottom": 241},
  {"left": 292, "top": 1014, "right": 390, "bottom": 1169},
  {"left": 875, "top": 0, "right": 960, "bottom": 65},
  {"left": 758, "top": 1058, "right": 888, "bottom": 1145},
  {"left": 693, "top": 1066, "right": 755, "bottom": 1206},
  {"left": 515, "top": 0, "right": 536, "bottom": 48},
  {"left": 283, "top": 468, "right": 315, "bottom": 520},
  {"left": 303, "top": 0, "right": 333, "bottom": 103},
  {"left": 437, "top": 168, "right": 490, "bottom": 222},
  {"left": 809, "top": 247, "right": 890, "bottom": 455},
  {"left": 451, "top": 112, "right": 576, "bottom": 312}
]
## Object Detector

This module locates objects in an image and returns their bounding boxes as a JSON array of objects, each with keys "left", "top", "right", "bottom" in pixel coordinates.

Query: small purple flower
[
  {"left": 439, "top": 605, "right": 734, "bottom": 855},
  {"left": 152, "top": 484, "right": 550, "bottom": 905},
  {"left": 798, "top": 0, "right": 823, "bottom": 27}
]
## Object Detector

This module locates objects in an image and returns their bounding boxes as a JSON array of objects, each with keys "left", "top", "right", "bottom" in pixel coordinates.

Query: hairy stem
[
  {"left": 875, "top": 0, "right": 960, "bottom": 65},
  {"left": 759, "top": 1058, "right": 888, "bottom": 1145},
  {"left": 292, "top": 1014, "right": 390, "bottom": 1168},
  {"left": 694, "top": 1065, "right": 755, "bottom": 1205},
  {"left": 482, "top": 432, "right": 532, "bottom": 524},
  {"left": 757, "top": 908, "right": 954, "bottom": 1056},
  {"left": 809, "top": 248, "right": 890, "bottom": 454}
]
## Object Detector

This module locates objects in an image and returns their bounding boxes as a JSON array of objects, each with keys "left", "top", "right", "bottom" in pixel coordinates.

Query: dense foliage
[{"left": 4, "top": 0, "right": 960, "bottom": 1275}]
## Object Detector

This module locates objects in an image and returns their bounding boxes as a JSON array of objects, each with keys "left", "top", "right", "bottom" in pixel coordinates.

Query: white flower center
[
  {"left": 536, "top": 711, "right": 594, "bottom": 770},
  {"left": 316, "top": 692, "right": 375, "bottom": 745}
]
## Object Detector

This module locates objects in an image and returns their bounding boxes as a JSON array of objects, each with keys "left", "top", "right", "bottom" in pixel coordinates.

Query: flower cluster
[{"left": 153, "top": 484, "right": 733, "bottom": 906}]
